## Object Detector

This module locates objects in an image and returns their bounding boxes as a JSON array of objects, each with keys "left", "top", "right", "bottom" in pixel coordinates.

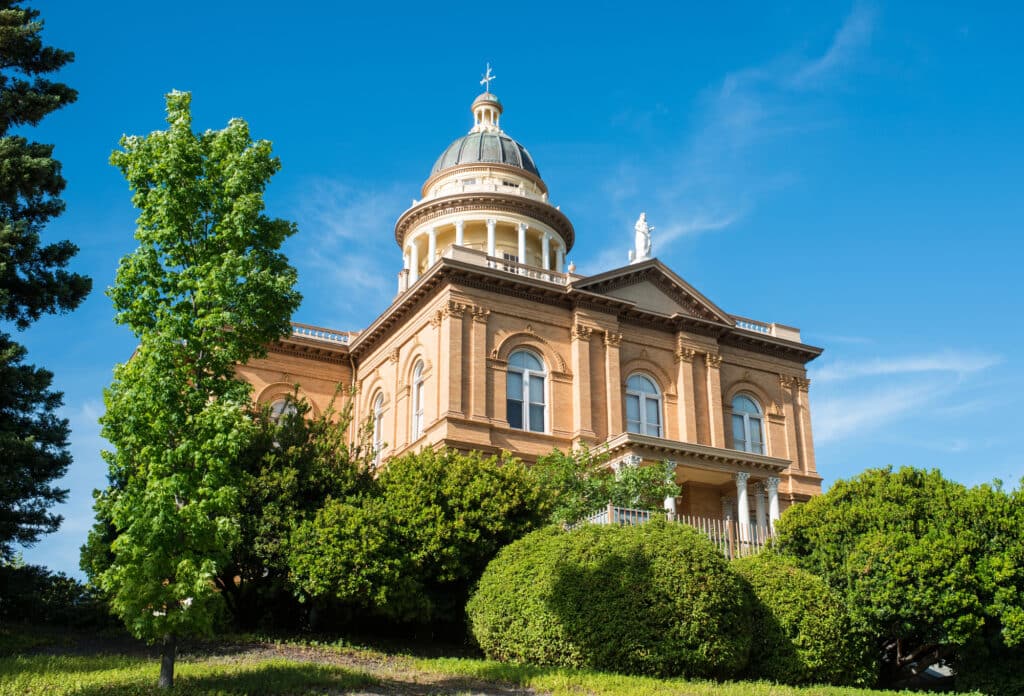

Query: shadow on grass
[{"left": 49, "top": 660, "right": 377, "bottom": 696}]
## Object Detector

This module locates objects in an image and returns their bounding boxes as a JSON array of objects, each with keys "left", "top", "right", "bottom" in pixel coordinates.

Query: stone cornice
[
  {"left": 602, "top": 432, "right": 791, "bottom": 474},
  {"left": 420, "top": 162, "right": 548, "bottom": 198},
  {"left": 346, "top": 256, "right": 822, "bottom": 366},
  {"left": 394, "top": 192, "right": 575, "bottom": 251}
]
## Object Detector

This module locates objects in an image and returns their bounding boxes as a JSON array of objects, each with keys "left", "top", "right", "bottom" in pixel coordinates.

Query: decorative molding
[
  {"left": 490, "top": 328, "right": 569, "bottom": 374},
  {"left": 778, "top": 375, "right": 797, "bottom": 389},
  {"left": 674, "top": 347, "right": 697, "bottom": 364},
  {"left": 571, "top": 323, "right": 593, "bottom": 341},
  {"left": 794, "top": 377, "right": 811, "bottom": 392},
  {"left": 604, "top": 331, "right": 623, "bottom": 348},
  {"left": 705, "top": 353, "right": 723, "bottom": 369},
  {"left": 444, "top": 300, "right": 468, "bottom": 318},
  {"left": 765, "top": 476, "right": 781, "bottom": 493},
  {"left": 429, "top": 310, "right": 443, "bottom": 328},
  {"left": 735, "top": 471, "right": 750, "bottom": 486},
  {"left": 388, "top": 348, "right": 400, "bottom": 363},
  {"left": 471, "top": 305, "right": 490, "bottom": 323}
]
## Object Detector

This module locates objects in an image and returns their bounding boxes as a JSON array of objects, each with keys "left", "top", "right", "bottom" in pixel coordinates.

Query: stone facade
[{"left": 242, "top": 88, "right": 824, "bottom": 527}]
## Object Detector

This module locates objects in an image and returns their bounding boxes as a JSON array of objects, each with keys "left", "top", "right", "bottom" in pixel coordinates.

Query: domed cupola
[{"left": 395, "top": 68, "right": 575, "bottom": 292}]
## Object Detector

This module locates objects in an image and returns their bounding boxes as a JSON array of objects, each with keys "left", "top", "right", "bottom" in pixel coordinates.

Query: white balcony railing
[
  {"left": 572, "top": 504, "right": 771, "bottom": 560},
  {"left": 443, "top": 245, "right": 569, "bottom": 285},
  {"left": 290, "top": 322, "right": 355, "bottom": 345},
  {"left": 731, "top": 315, "right": 802, "bottom": 343}
]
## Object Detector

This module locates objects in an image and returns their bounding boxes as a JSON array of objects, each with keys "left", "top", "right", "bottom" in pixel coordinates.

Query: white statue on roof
[{"left": 629, "top": 212, "right": 653, "bottom": 264}]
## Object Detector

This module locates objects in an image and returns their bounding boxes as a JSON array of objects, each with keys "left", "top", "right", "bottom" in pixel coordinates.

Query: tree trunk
[{"left": 158, "top": 633, "right": 176, "bottom": 689}]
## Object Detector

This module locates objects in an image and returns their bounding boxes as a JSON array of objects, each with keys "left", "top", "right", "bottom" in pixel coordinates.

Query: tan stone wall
[{"left": 236, "top": 277, "right": 822, "bottom": 506}]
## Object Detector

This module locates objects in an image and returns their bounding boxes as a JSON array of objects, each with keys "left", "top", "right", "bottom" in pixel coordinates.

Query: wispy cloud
[
  {"left": 811, "top": 347, "right": 1001, "bottom": 445},
  {"left": 586, "top": 5, "right": 877, "bottom": 271},
  {"left": 289, "top": 179, "right": 408, "bottom": 327},
  {"left": 814, "top": 382, "right": 941, "bottom": 444},
  {"left": 813, "top": 350, "right": 1002, "bottom": 383},
  {"left": 790, "top": 3, "right": 876, "bottom": 88}
]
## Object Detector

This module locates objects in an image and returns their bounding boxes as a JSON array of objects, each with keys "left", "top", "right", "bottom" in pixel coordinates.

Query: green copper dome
[{"left": 431, "top": 131, "right": 540, "bottom": 178}]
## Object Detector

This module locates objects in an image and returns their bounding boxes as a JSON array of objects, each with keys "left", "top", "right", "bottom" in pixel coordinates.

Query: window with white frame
[
  {"left": 731, "top": 394, "right": 765, "bottom": 454},
  {"left": 625, "top": 374, "right": 662, "bottom": 437},
  {"left": 506, "top": 350, "right": 546, "bottom": 433},
  {"left": 411, "top": 361, "right": 425, "bottom": 440},
  {"left": 269, "top": 398, "right": 298, "bottom": 421},
  {"left": 372, "top": 392, "right": 385, "bottom": 463}
]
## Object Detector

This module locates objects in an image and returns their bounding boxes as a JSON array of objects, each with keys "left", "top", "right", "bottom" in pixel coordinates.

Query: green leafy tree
[
  {"left": 216, "top": 391, "right": 376, "bottom": 629},
  {"left": 95, "top": 91, "right": 299, "bottom": 689},
  {"left": 529, "top": 447, "right": 680, "bottom": 525},
  {"left": 289, "top": 449, "right": 550, "bottom": 624},
  {"left": 0, "top": 2, "right": 91, "bottom": 560},
  {"left": 773, "top": 466, "right": 1022, "bottom": 688}
]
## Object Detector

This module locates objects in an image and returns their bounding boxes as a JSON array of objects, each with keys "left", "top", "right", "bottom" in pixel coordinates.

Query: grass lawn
[
  {"left": 0, "top": 653, "right": 375, "bottom": 695},
  {"left": 0, "top": 627, "right": 975, "bottom": 695},
  {"left": 412, "top": 656, "right": 948, "bottom": 696}
]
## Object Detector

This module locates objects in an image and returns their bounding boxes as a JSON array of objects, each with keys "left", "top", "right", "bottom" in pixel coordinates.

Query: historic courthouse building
[{"left": 235, "top": 82, "right": 824, "bottom": 530}]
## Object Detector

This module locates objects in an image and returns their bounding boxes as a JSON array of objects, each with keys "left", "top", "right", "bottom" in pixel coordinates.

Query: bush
[
  {"left": 731, "top": 553, "right": 874, "bottom": 686},
  {"left": 290, "top": 449, "right": 550, "bottom": 625},
  {"left": 0, "top": 560, "right": 111, "bottom": 628},
  {"left": 467, "top": 520, "right": 751, "bottom": 679}
]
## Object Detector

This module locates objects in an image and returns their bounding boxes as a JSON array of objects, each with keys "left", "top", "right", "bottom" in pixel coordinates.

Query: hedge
[
  {"left": 467, "top": 520, "right": 751, "bottom": 678},
  {"left": 732, "top": 552, "right": 874, "bottom": 686}
]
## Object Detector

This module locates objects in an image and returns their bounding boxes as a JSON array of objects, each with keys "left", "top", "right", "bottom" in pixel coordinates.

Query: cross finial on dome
[{"left": 480, "top": 63, "right": 496, "bottom": 93}]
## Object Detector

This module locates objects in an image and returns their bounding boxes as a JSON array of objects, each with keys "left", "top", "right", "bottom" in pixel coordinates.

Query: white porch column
[
  {"left": 735, "top": 472, "right": 750, "bottom": 541},
  {"left": 542, "top": 232, "right": 551, "bottom": 270},
  {"left": 517, "top": 222, "right": 527, "bottom": 263},
  {"left": 766, "top": 476, "right": 781, "bottom": 528},
  {"left": 428, "top": 226, "right": 437, "bottom": 264},
  {"left": 486, "top": 218, "right": 496, "bottom": 257},
  {"left": 454, "top": 219, "right": 464, "bottom": 247},
  {"left": 555, "top": 245, "right": 565, "bottom": 272},
  {"left": 754, "top": 484, "right": 767, "bottom": 536},
  {"left": 663, "top": 460, "right": 677, "bottom": 519},
  {"left": 408, "top": 239, "right": 420, "bottom": 283}
]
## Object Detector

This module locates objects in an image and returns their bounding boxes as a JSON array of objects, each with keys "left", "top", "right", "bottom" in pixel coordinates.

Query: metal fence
[{"left": 573, "top": 504, "right": 771, "bottom": 560}]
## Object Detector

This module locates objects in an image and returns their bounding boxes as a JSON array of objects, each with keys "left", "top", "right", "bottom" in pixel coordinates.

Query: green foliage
[
  {"left": 0, "top": 557, "right": 111, "bottom": 628},
  {"left": 530, "top": 447, "right": 680, "bottom": 525},
  {"left": 95, "top": 90, "right": 300, "bottom": 678},
  {"left": 731, "top": 552, "right": 873, "bottom": 686},
  {"left": 467, "top": 520, "right": 752, "bottom": 679},
  {"left": 0, "top": 336, "right": 71, "bottom": 558},
  {"left": 217, "top": 391, "right": 376, "bottom": 629},
  {"left": 289, "top": 449, "right": 550, "bottom": 624},
  {"left": 0, "top": 1, "right": 90, "bottom": 562},
  {"left": 773, "top": 466, "right": 1022, "bottom": 686},
  {"left": 0, "top": 2, "right": 89, "bottom": 329}
]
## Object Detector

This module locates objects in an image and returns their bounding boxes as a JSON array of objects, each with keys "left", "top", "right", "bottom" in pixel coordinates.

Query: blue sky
[{"left": 15, "top": 1, "right": 1023, "bottom": 576}]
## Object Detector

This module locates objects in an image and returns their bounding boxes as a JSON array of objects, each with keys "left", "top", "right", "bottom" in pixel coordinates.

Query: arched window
[
  {"left": 372, "top": 392, "right": 385, "bottom": 463},
  {"left": 269, "top": 398, "right": 297, "bottom": 421},
  {"left": 625, "top": 374, "right": 662, "bottom": 437},
  {"left": 411, "top": 361, "right": 425, "bottom": 440},
  {"left": 732, "top": 394, "right": 765, "bottom": 454},
  {"left": 506, "top": 349, "right": 546, "bottom": 432}
]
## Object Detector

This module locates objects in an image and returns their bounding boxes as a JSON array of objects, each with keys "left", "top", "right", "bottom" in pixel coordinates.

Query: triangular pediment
[{"left": 571, "top": 259, "right": 733, "bottom": 324}]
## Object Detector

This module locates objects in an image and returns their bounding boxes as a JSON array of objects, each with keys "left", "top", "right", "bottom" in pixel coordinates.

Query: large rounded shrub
[
  {"left": 467, "top": 520, "right": 752, "bottom": 678},
  {"left": 731, "top": 552, "right": 874, "bottom": 686}
]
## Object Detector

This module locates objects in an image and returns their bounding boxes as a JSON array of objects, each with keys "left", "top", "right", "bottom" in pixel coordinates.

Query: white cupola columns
[
  {"left": 428, "top": 226, "right": 438, "bottom": 264},
  {"left": 542, "top": 232, "right": 551, "bottom": 270},
  {"left": 409, "top": 240, "right": 420, "bottom": 283},
  {"left": 517, "top": 222, "right": 527, "bottom": 262},
  {"left": 486, "top": 218, "right": 497, "bottom": 257},
  {"left": 454, "top": 219, "right": 464, "bottom": 246}
]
